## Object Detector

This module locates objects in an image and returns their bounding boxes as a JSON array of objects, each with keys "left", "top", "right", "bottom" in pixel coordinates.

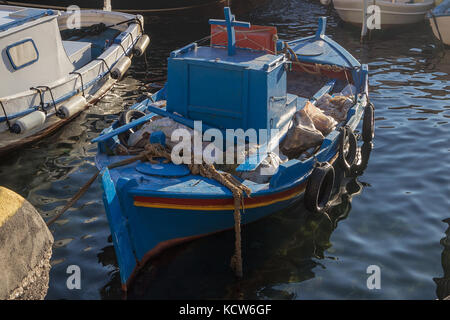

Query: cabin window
[{"left": 6, "top": 39, "right": 39, "bottom": 70}]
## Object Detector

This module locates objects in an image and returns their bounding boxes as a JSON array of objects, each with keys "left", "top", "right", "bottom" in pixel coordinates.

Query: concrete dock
[{"left": 0, "top": 187, "right": 53, "bottom": 300}]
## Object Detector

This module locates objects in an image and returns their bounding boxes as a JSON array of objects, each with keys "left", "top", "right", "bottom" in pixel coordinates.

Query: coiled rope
[{"left": 47, "top": 141, "right": 251, "bottom": 278}]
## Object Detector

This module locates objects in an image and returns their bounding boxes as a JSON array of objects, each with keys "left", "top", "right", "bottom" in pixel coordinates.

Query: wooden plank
[
  {"left": 91, "top": 112, "right": 156, "bottom": 143},
  {"left": 311, "top": 79, "right": 336, "bottom": 103}
]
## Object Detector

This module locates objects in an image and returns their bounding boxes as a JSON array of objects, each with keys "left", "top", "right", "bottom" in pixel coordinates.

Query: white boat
[
  {"left": 0, "top": 5, "right": 150, "bottom": 155},
  {"left": 332, "top": 0, "right": 435, "bottom": 28},
  {"left": 428, "top": 0, "right": 450, "bottom": 45}
]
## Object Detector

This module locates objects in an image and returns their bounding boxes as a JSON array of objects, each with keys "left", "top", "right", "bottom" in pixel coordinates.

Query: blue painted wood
[
  {"left": 312, "top": 79, "right": 336, "bottom": 103},
  {"left": 135, "top": 160, "right": 190, "bottom": 177},
  {"left": 167, "top": 46, "right": 290, "bottom": 131},
  {"left": 280, "top": 18, "right": 360, "bottom": 71},
  {"left": 92, "top": 103, "right": 154, "bottom": 143},
  {"left": 170, "top": 43, "right": 197, "bottom": 58},
  {"left": 315, "top": 17, "right": 327, "bottom": 39},
  {"left": 100, "top": 168, "right": 137, "bottom": 285},
  {"left": 209, "top": 7, "right": 251, "bottom": 56},
  {"left": 294, "top": 42, "right": 324, "bottom": 56},
  {"left": 150, "top": 131, "right": 166, "bottom": 146},
  {"left": 236, "top": 80, "right": 334, "bottom": 172}
]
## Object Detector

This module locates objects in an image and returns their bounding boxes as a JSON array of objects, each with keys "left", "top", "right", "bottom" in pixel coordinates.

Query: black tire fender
[
  {"left": 338, "top": 126, "right": 357, "bottom": 175},
  {"left": 305, "top": 162, "right": 335, "bottom": 214},
  {"left": 362, "top": 102, "right": 375, "bottom": 143},
  {"left": 118, "top": 110, "right": 146, "bottom": 147}
]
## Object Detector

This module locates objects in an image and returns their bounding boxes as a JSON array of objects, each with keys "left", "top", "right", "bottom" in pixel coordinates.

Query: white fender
[
  {"left": 11, "top": 111, "right": 46, "bottom": 134},
  {"left": 58, "top": 95, "right": 87, "bottom": 118},
  {"left": 133, "top": 35, "right": 150, "bottom": 57},
  {"left": 111, "top": 56, "right": 131, "bottom": 80}
]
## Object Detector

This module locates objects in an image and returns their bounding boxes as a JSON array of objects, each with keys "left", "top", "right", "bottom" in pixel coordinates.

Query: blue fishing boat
[
  {"left": 93, "top": 7, "right": 374, "bottom": 291},
  {"left": 0, "top": 5, "right": 149, "bottom": 154}
]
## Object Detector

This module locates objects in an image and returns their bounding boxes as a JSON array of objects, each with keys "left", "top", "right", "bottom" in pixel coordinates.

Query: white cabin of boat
[
  {"left": 0, "top": 5, "right": 147, "bottom": 153},
  {"left": 0, "top": 7, "right": 76, "bottom": 97}
]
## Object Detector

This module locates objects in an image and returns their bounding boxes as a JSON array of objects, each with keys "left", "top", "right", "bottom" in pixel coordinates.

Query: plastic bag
[
  {"left": 304, "top": 101, "right": 337, "bottom": 136},
  {"left": 280, "top": 108, "right": 324, "bottom": 159},
  {"left": 340, "top": 84, "right": 356, "bottom": 97},
  {"left": 237, "top": 152, "right": 286, "bottom": 184},
  {"left": 316, "top": 94, "right": 354, "bottom": 122}
]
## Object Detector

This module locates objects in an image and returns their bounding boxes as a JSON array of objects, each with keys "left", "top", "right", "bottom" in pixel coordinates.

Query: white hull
[
  {"left": 333, "top": 0, "right": 435, "bottom": 28},
  {"left": 429, "top": 11, "right": 450, "bottom": 45},
  {"left": 430, "top": 15, "right": 450, "bottom": 45},
  {"left": 0, "top": 6, "right": 147, "bottom": 154}
]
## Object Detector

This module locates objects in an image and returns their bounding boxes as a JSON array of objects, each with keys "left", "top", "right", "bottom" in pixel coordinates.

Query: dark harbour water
[{"left": 0, "top": 0, "right": 449, "bottom": 300}]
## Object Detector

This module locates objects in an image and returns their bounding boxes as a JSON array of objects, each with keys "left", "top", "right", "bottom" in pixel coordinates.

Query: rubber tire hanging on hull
[
  {"left": 362, "top": 103, "right": 375, "bottom": 142},
  {"left": 338, "top": 126, "right": 357, "bottom": 175},
  {"left": 304, "top": 162, "right": 335, "bottom": 214},
  {"left": 118, "top": 110, "right": 146, "bottom": 147}
]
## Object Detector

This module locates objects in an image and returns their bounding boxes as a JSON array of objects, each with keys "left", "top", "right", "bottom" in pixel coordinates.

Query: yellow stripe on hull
[{"left": 134, "top": 185, "right": 306, "bottom": 211}]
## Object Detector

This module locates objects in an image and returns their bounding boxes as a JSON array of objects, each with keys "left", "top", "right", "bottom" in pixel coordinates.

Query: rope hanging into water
[{"left": 46, "top": 141, "right": 251, "bottom": 278}]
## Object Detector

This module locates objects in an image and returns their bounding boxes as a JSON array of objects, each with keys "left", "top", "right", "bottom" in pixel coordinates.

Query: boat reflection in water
[{"left": 96, "top": 143, "right": 374, "bottom": 299}]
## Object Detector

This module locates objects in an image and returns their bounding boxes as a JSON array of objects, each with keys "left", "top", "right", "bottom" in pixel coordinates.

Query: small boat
[
  {"left": 332, "top": 0, "right": 435, "bottom": 28},
  {"left": 0, "top": 5, "right": 150, "bottom": 155},
  {"left": 93, "top": 7, "right": 374, "bottom": 290},
  {"left": 428, "top": 0, "right": 450, "bottom": 46}
]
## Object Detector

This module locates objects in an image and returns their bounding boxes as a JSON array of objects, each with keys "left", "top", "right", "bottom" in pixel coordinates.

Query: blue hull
[{"left": 98, "top": 95, "right": 365, "bottom": 288}]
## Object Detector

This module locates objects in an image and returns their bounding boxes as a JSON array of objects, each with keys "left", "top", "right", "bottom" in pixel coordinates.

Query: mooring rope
[{"left": 47, "top": 141, "right": 251, "bottom": 278}]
